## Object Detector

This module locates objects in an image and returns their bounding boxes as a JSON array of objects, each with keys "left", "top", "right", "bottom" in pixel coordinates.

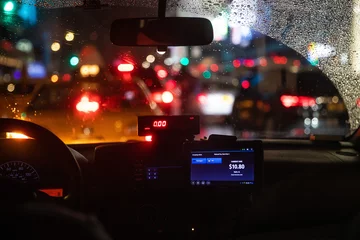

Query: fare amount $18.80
[{"left": 229, "top": 164, "right": 245, "bottom": 170}]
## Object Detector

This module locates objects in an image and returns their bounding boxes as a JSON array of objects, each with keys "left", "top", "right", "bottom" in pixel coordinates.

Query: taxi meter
[{"left": 137, "top": 115, "right": 200, "bottom": 136}]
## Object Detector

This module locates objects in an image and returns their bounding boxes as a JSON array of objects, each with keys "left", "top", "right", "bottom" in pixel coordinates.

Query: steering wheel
[{"left": 0, "top": 118, "right": 82, "bottom": 206}]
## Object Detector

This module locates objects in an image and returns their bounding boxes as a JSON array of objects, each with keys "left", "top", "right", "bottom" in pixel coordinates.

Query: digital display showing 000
[
  {"left": 153, "top": 120, "right": 167, "bottom": 127},
  {"left": 138, "top": 115, "right": 200, "bottom": 136}
]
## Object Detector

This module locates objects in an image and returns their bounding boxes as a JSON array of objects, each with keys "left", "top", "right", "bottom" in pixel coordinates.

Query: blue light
[
  {"left": 27, "top": 62, "right": 46, "bottom": 79},
  {"left": 18, "top": 0, "right": 37, "bottom": 25},
  {"left": 13, "top": 70, "right": 21, "bottom": 80}
]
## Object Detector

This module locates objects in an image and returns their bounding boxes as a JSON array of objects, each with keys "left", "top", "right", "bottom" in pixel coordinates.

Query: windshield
[{"left": 0, "top": 0, "right": 357, "bottom": 143}]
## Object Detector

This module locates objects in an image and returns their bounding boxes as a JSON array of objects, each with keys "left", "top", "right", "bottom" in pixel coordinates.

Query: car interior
[{"left": 1, "top": 0, "right": 360, "bottom": 240}]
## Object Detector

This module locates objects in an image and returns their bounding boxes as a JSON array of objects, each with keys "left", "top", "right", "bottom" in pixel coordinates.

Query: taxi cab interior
[{"left": 1, "top": 1, "right": 360, "bottom": 240}]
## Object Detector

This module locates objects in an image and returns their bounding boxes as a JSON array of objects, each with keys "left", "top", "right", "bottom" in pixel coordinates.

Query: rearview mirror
[{"left": 110, "top": 17, "right": 213, "bottom": 46}]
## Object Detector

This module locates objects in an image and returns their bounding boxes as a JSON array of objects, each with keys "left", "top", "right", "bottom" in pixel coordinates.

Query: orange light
[
  {"left": 145, "top": 135, "right": 152, "bottom": 142},
  {"left": 39, "top": 188, "right": 63, "bottom": 197},
  {"left": 161, "top": 91, "right": 173, "bottom": 103},
  {"left": 117, "top": 63, "right": 134, "bottom": 72},
  {"left": 76, "top": 96, "right": 99, "bottom": 113},
  {"left": 6, "top": 132, "right": 30, "bottom": 139}
]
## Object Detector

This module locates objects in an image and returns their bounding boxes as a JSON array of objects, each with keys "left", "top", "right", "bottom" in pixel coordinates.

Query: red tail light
[
  {"left": 280, "top": 95, "right": 316, "bottom": 108},
  {"left": 145, "top": 135, "right": 152, "bottom": 142},
  {"left": 76, "top": 96, "right": 99, "bottom": 113},
  {"left": 197, "top": 94, "right": 207, "bottom": 104},
  {"left": 152, "top": 91, "right": 174, "bottom": 104}
]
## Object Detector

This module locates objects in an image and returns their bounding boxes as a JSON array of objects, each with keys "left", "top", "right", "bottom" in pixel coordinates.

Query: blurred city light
[
  {"left": 180, "top": 57, "right": 189, "bottom": 66},
  {"left": 51, "top": 74, "right": 59, "bottom": 83},
  {"left": 62, "top": 74, "right": 71, "bottom": 81},
  {"left": 210, "top": 64, "right": 219, "bottom": 72},
  {"left": 142, "top": 61, "right": 150, "bottom": 69},
  {"left": 117, "top": 63, "right": 134, "bottom": 72},
  {"left": 259, "top": 58, "right": 268, "bottom": 67},
  {"left": 243, "top": 59, "right": 255, "bottom": 67},
  {"left": 157, "top": 69, "right": 168, "bottom": 79},
  {"left": 164, "top": 58, "right": 173, "bottom": 66},
  {"left": 241, "top": 80, "right": 250, "bottom": 89},
  {"left": 65, "top": 31, "right": 75, "bottom": 42},
  {"left": 69, "top": 56, "right": 79, "bottom": 66},
  {"left": 146, "top": 55, "right": 155, "bottom": 63},
  {"left": 212, "top": 13, "right": 228, "bottom": 41},
  {"left": 161, "top": 91, "right": 174, "bottom": 103},
  {"left": 203, "top": 70, "right": 211, "bottom": 79},
  {"left": 7, "top": 83, "right": 15, "bottom": 92},
  {"left": 293, "top": 60, "right": 301, "bottom": 67},
  {"left": 233, "top": 59, "right": 241, "bottom": 68},
  {"left": 76, "top": 96, "right": 99, "bottom": 113},
  {"left": 80, "top": 65, "right": 100, "bottom": 76},
  {"left": 3, "top": 1, "right": 14, "bottom": 12},
  {"left": 51, "top": 42, "right": 61, "bottom": 52}
]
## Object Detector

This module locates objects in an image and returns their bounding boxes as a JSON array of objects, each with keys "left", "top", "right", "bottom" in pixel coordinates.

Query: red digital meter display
[{"left": 153, "top": 120, "right": 167, "bottom": 127}]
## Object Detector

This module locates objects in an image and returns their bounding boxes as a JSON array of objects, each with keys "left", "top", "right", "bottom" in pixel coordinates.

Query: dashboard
[
  {"left": 2, "top": 115, "right": 360, "bottom": 239},
  {"left": 0, "top": 139, "right": 79, "bottom": 201},
  {"left": 76, "top": 138, "right": 360, "bottom": 238}
]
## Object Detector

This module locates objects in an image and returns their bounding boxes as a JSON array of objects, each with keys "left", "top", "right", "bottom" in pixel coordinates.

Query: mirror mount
[
  {"left": 158, "top": 0, "right": 167, "bottom": 52},
  {"left": 158, "top": 0, "right": 167, "bottom": 18},
  {"left": 157, "top": 46, "right": 167, "bottom": 52},
  {"left": 110, "top": 17, "right": 213, "bottom": 46}
]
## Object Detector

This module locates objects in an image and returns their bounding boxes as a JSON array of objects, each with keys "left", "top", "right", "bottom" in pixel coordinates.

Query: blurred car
[
  {"left": 21, "top": 79, "right": 162, "bottom": 143},
  {"left": 231, "top": 68, "right": 349, "bottom": 137},
  {"left": 112, "top": 61, "right": 175, "bottom": 115},
  {"left": 185, "top": 81, "right": 237, "bottom": 122},
  {"left": 135, "top": 68, "right": 175, "bottom": 115}
]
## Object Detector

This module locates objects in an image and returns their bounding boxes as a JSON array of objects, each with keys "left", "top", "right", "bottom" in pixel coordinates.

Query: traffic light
[
  {"left": 3, "top": 1, "right": 15, "bottom": 12},
  {"left": 69, "top": 56, "right": 79, "bottom": 66}
]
